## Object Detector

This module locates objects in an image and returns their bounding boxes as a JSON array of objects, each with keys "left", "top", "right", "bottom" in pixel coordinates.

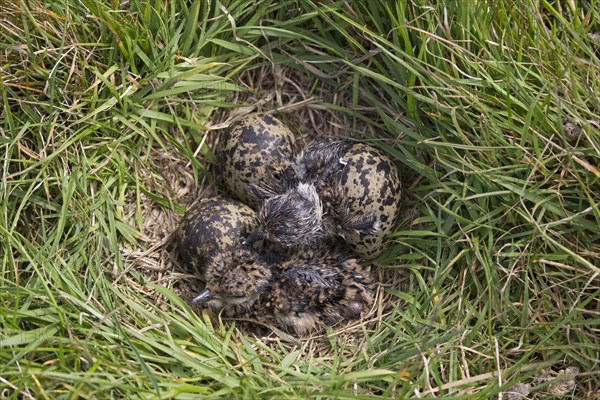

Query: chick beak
[
  {"left": 243, "top": 230, "right": 263, "bottom": 246},
  {"left": 190, "top": 288, "right": 212, "bottom": 304}
]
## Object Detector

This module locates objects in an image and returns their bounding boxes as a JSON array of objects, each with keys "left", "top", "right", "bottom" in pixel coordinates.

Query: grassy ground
[{"left": 1, "top": 0, "right": 598, "bottom": 398}]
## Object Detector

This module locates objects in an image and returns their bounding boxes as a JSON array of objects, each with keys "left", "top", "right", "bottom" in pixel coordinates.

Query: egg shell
[
  {"left": 177, "top": 196, "right": 257, "bottom": 274},
  {"left": 219, "top": 114, "right": 296, "bottom": 209},
  {"left": 339, "top": 143, "right": 402, "bottom": 259}
]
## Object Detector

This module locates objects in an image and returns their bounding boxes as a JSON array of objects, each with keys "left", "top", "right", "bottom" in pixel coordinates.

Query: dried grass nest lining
[{"left": 174, "top": 112, "right": 403, "bottom": 337}]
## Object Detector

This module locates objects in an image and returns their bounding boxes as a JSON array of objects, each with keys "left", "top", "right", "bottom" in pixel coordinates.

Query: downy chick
[
  {"left": 267, "top": 249, "right": 374, "bottom": 334},
  {"left": 246, "top": 139, "right": 387, "bottom": 254},
  {"left": 191, "top": 248, "right": 272, "bottom": 317}
]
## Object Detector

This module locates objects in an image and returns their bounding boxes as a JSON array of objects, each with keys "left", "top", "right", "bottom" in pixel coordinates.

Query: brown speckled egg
[
  {"left": 338, "top": 142, "right": 402, "bottom": 259},
  {"left": 219, "top": 114, "right": 296, "bottom": 209},
  {"left": 177, "top": 196, "right": 257, "bottom": 274}
]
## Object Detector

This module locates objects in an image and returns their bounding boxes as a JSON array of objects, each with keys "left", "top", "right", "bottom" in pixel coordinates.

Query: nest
[{"left": 119, "top": 64, "right": 411, "bottom": 351}]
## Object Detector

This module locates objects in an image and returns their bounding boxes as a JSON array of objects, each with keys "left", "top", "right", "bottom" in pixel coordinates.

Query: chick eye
[{"left": 273, "top": 226, "right": 291, "bottom": 237}]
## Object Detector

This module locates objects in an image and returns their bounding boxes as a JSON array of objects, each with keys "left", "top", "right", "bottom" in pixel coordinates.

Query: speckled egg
[
  {"left": 177, "top": 196, "right": 257, "bottom": 274},
  {"left": 219, "top": 114, "right": 296, "bottom": 209},
  {"left": 338, "top": 142, "right": 402, "bottom": 259}
]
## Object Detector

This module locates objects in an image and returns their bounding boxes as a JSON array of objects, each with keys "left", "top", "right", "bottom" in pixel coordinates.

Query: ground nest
[{"left": 118, "top": 65, "right": 414, "bottom": 351}]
